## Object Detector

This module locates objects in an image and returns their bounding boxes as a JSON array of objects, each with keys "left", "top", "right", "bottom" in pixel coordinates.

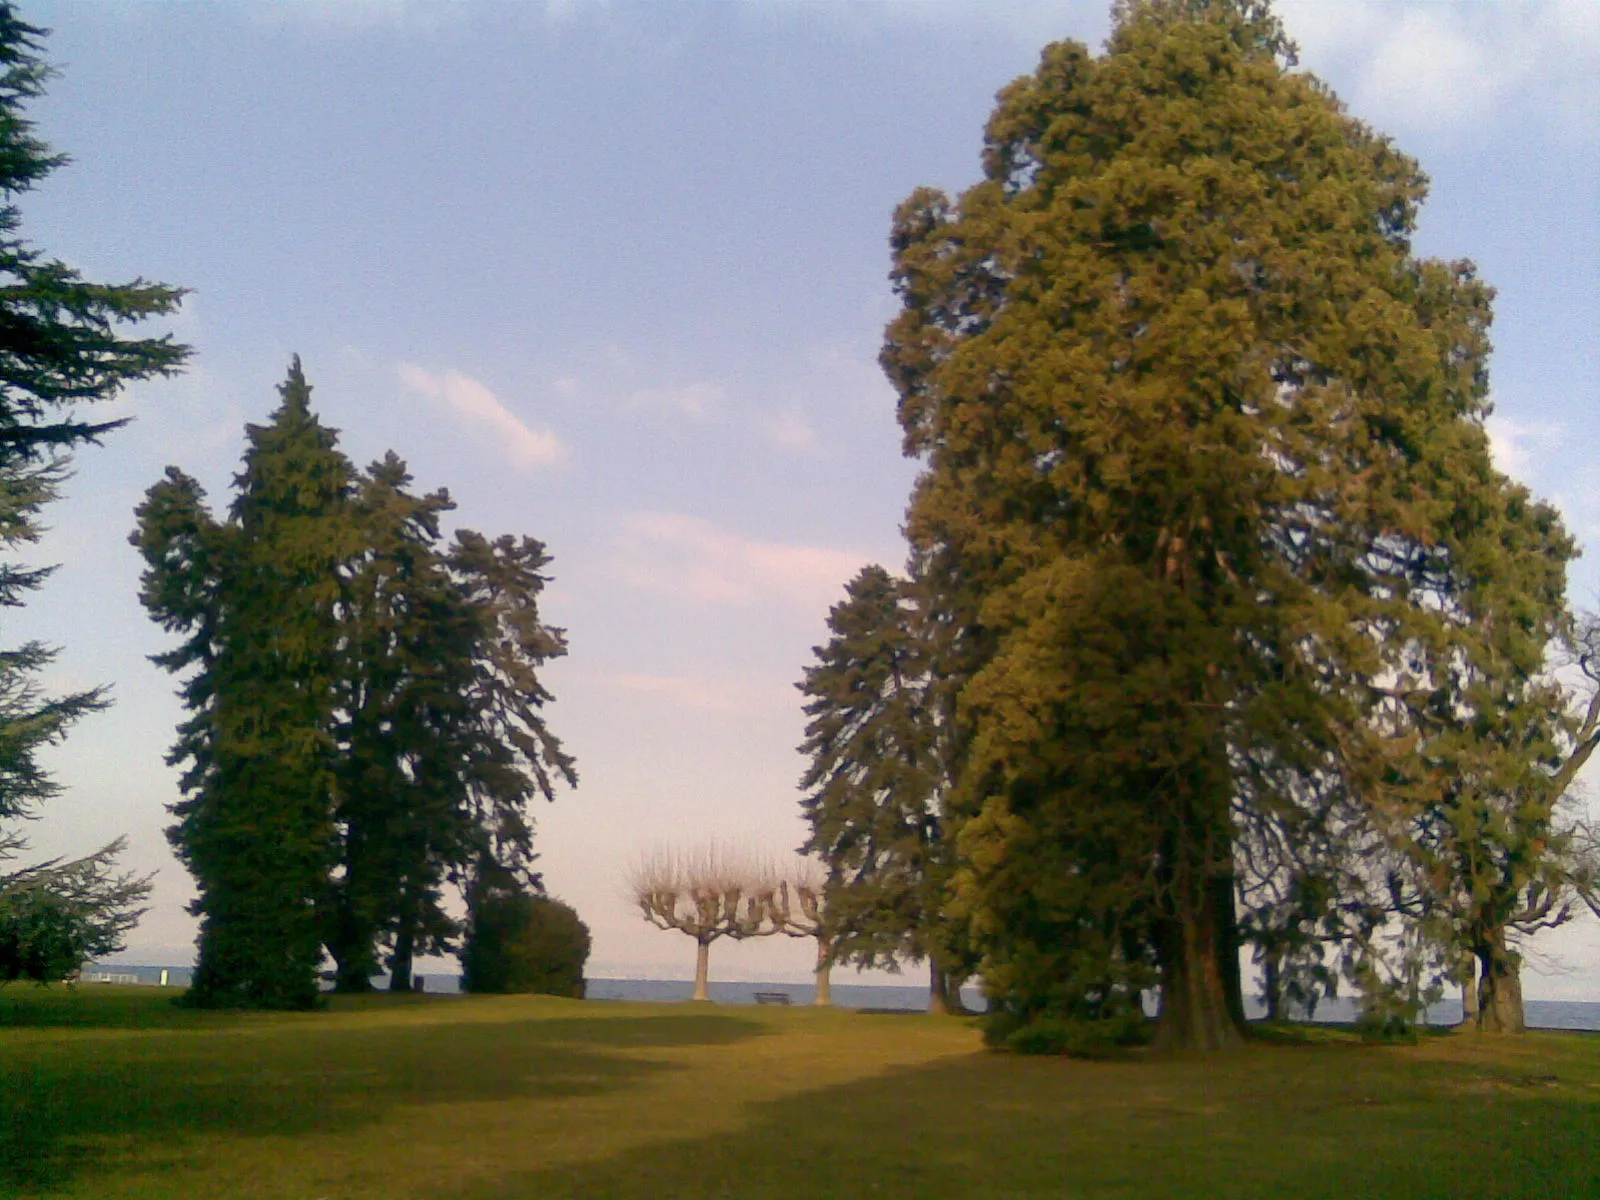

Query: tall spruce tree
[
  {"left": 443, "top": 529, "right": 577, "bottom": 992},
  {"left": 884, "top": 0, "right": 1562, "bottom": 1049},
  {"left": 0, "top": 2, "right": 185, "bottom": 976},
  {"left": 797, "top": 564, "right": 970, "bottom": 1010},
  {"left": 135, "top": 360, "right": 360, "bottom": 1008},
  {"left": 325, "top": 454, "right": 479, "bottom": 992}
]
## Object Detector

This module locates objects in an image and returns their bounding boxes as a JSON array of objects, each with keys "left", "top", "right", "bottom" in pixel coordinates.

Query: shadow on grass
[
  {"left": 460, "top": 1030, "right": 1600, "bottom": 1200},
  {"left": 0, "top": 991, "right": 764, "bottom": 1195}
]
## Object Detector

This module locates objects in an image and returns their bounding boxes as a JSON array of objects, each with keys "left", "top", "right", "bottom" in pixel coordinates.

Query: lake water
[{"left": 87, "top": 964, "right": 1600, "bottom": 1030}]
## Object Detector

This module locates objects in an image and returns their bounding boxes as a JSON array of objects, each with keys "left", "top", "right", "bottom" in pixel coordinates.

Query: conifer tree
[
  {"left": 139, "top": 367, "right": 576, "bottom": 1002},
  {"left": 0, "top": 2, "right": 185, "bottom": 976},
  {"left": 797, "top": 565, "right": 970, "bottom": 1010},
  {"left": 1390, "top": 510, "right": 1589, "bottom": 1033},
  {"left": 447, "top": 533, "right": 576, "bottom": 849},
  {"left": 324, "top": 454, "right": 479, "bottom": 992},
  {"left": 135, "top": 360, "right": 360, "bottom": 1008},
  {"left": 883, "top": 0, "right": 1565, "bottom": 1049}
]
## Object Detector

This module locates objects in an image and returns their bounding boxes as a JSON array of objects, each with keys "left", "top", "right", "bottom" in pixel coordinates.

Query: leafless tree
[
  {"left": 760, "top": 857, "right": 834, "bottom": 1005},
  {"left": 628, "top": 843, "right": 773, "bottom": 1001}
]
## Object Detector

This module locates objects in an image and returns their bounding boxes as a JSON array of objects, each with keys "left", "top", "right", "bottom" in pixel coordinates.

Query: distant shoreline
[{"left": 78, "top": 965, "right": 1600, "bottom": 1031}]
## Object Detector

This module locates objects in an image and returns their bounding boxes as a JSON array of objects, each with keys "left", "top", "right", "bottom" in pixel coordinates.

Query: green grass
[{"left": 1, "top": 986, "right": 1596, "bottom": 1199}]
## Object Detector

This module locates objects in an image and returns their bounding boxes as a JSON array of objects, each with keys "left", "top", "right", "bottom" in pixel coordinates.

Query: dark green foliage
[
  {"left": 0, "top": 837, "right": 148, "bottom": 983},
  {"left": 0, "top": 5, "right": 187, "bottom": 481},
  {"left": 136, "top": 362, "right": 574, "bottom": 1006},
  {"left": 0, "top": 2, "right": 184, "bottom": 981},
  {"left": 798, "top": 566, "right": 966, "bottom": 990},
  {"left": 991, "top": 1008, "right": 1152, "bottom": 1058},
  {"left": 326, "top": 454, "right": 480, "bottom": 993},
  {"left": 462, "top": 885, "right": 589, "bottom": 997},
  {"left": 135, "top": 361, "right": 360, "bottom": 1009},
  {"left": 446, "top": 528, "right": 576, "bottom": 882},
  {"left": 881, "top": 0, "right": 1568, "bottom": 1049}
]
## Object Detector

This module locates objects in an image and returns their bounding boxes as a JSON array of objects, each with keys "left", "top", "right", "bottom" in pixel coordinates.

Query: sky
[{"left": 7, "top": 0, "right": 1598, "bottom": 997}]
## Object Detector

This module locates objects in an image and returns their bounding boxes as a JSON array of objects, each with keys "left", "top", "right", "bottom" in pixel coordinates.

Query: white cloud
[
  {"left": 627, "top": 382, "right": 724, "bottom": 419},
  {"left": 397, "top": 364, "right": 567, "bottom": 468},
  {"left": 1281, "top": 0, "right": 1599, "bottom": 137},
  {"left": 612, "top": 511, "right": 867, "bottom": 610},
  {"left": 1485, "top": 414, "right": 1562, "bottom": 483},
  {"left": 757, "top": 409, "right": 819, "bottom": 454}
]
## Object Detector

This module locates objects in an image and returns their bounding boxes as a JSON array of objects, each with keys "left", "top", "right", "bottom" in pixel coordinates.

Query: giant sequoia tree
[
  {"left": 883, "top": 0, "right": 1569, "bottom": 1050},
  {"left": 0, "top": 3, "right": 185, "bottom": 978}
]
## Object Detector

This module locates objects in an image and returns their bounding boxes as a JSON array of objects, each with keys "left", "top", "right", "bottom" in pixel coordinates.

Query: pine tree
[
  {"left": 135, "top": 360, "right": 361, "bottom": 1009},
  {"left": 797, "top": 565, "right": 970, "bottom": 1010},
  {"left": 883, "top": 0, "right": 1562, "bottom": 1049},
  {"left": 0, "top": 2, "right": 184, "bottom": 977}
]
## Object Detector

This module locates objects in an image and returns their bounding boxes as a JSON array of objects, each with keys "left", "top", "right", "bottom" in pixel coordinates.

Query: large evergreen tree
[
  {"left": 374, "top": 527, "right": 576, "bottom": 993},
  {"left": 139, "top": 365, "right": 576, "bottom": 1004},
  {"left": 325, "top": 454, "right": 479, "bottom": 992},
  {"left": 883, "top": 0, "right": 1564, "bottom": 1049},
  {"left": 0, "top": 2, "right": 185, "bottom": 976},
  {"left": 135, "top": 361, "right": 360, "bottom": 1008},
  {"left": 1389, "top": 494, "right": 1585, "bottom": 1033},
  {"left": 797, "top": 564, "right": 971, "bottom": 1010}
]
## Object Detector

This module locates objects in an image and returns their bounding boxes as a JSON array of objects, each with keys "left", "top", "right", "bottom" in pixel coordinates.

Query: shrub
[{"left": 462, "top": 892, "right": 590, "bottom": 997}]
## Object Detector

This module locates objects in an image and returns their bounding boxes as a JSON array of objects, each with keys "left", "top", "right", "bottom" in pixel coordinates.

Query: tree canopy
[
  {"left": 135, "top": 360, "right": 575, "bottom": 1007},
  {"left": 877, "top": 0, "right": 1574, "bottom": 1049},
  {"left": 0, "top": 2, "right": 186, "bottom": 984}
]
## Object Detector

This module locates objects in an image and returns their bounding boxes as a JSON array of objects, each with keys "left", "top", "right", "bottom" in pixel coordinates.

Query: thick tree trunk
[
  {"left": 1154, "top": 859, "right": 1244, "bottom": 1052},
  {"left": 1474, "top": 930, "right": 1526, "bottom": 1033},
  {"left": 928, "top": 961, "right": 948, "bottom": 1015},
  {"left": 813, "top": 936, "right": 832, "bottom": 1007},
  {"left": 1212, "top": 870, "right": 1246, "bottom": 1029},
  {"left": 692, "top": 938, "right": 711, "bottom": 1002},
  {"left": 938, "top": 965, "right": 971, "bottom": 1015}
]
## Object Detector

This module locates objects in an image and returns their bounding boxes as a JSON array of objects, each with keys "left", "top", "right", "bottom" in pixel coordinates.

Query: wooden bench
[{"left": 753, "top": 991, "right": 792, "bottom": 1006}]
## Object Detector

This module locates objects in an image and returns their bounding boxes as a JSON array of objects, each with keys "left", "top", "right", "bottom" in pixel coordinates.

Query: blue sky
[{"left": 9, "top": 0, "right": 1598, "bottom": 995}]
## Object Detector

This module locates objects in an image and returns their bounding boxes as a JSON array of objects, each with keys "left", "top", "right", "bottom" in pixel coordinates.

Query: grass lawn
[{"left": 1, "top": 986, "right": 1596, "bottom": 1199}]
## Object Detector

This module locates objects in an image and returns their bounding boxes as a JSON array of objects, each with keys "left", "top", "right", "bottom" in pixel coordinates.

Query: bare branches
[{"left": 627, "top": 843, "right": 774, "bottom": 946}]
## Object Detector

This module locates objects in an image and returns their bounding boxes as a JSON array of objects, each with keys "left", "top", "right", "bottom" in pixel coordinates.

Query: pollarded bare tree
[
  {"left": 629, "top": 844, "right": 773, "bottom": 1002},
  {"left": 761, "top": 857, "right": 833, "bottom": 1006}
]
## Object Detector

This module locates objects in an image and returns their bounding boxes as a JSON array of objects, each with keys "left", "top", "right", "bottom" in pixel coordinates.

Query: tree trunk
[
  {"left": 332, "top": 949, "right": 375, "bottom": 993},
  {"left": 1474, "top": 930, "right": 1526, "bottom": 1033},
  {"left": 813, "top": 936, "right": 833, "bottom": 1006},
  {"left": 939, "top": 965, "right": 971, "bottom": 1015},
  {"left": 1262, "top": 949, "right": 1282, "bottom": 1023},
  {"left": 1154, "top": 862, "right": 1244, "bottom": 1052},
  {"left": 1212, "top": 870, "right": 1245, "bottom": 1029},
  {"left": 692, "top": 938, "right": 711, "bottom": 1002},
  {"left": 388, "top": 923, "right": 414, "bottom": 993},
  {"left": 1458, "top": 954, "right": 1479, "bottom": 1028},
  {"left": 928, "top": 961, "right": 948, "bottom": 1015}
]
